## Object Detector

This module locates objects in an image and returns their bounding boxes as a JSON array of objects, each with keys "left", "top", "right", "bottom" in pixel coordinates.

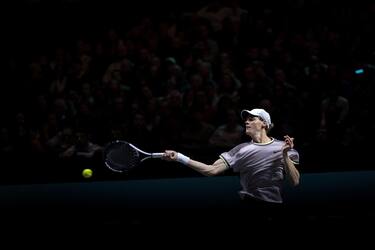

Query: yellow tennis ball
[{"left": 82, "top": 168, "right": 93, "bottom": 178}]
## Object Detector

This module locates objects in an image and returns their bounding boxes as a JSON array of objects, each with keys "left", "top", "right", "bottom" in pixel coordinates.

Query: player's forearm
[
  {"left": 166, "top": 151, "right": 227, "bottom": 176},
  {"left": 283, "top": 153, "right": 300, "bottom": 186},
  {"left": 187, "top": 159, "right": 222, "bottom": 176}
]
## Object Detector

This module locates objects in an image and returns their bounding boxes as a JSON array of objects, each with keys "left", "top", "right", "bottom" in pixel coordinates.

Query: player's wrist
[{"left": 176, "top": 152, "right": 190, "bottom": 165}]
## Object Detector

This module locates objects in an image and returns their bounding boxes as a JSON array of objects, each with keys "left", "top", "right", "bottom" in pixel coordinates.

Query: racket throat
[{"left": 151, "top": 153, "right": 164, "bottom": 158}]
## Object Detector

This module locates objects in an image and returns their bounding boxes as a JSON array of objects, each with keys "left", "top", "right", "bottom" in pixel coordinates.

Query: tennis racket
[{"left": 103, "top": 140, "right": 164, "bottom": 173}]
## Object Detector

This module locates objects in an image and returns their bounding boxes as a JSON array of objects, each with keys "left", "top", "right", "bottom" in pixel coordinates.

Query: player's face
[{"left": 244, "top": 116, "right": 264, "bottom": 135}]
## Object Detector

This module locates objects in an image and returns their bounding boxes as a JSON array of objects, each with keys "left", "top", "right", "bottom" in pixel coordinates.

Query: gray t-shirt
[{"left": 220, "top": 138, "right": 299, "bottom": 203}]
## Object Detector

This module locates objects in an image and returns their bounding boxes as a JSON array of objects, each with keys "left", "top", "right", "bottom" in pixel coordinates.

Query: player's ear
[{"left": 262, "top": 121, "right": 267, "bottom": 128}]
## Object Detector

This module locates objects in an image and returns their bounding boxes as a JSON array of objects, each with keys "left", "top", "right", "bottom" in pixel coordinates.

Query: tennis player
[{"left": 162, "top": 108, "right": 300, "bottom": 222}]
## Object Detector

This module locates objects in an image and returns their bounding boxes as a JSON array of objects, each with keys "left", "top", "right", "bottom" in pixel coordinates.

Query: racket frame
[{"left": 104, "top": 140, "right": 163, "bottom": 173}]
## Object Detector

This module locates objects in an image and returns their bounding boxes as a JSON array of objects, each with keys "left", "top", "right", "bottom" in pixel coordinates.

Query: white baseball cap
[{"left": 241, "top": 108, "right": 272, "bottom": 128}]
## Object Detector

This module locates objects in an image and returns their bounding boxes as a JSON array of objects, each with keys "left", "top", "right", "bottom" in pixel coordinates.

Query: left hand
[{"left": 282, "top": 135, "right": 294, "bottom": 153}]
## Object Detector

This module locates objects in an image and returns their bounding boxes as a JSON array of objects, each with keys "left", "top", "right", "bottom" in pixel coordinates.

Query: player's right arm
[{"left": 163, "top": 150, "right": 228, "bottom": 176}]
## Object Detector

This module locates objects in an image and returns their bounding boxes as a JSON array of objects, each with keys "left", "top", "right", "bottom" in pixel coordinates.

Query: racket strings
[{"left": 106, "top": 143, "right": 140, "bottom": 172}]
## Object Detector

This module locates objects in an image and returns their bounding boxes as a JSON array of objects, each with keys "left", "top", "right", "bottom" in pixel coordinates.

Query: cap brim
[{"left": 241, "top": 110, "right": 256, "bottom": 120}]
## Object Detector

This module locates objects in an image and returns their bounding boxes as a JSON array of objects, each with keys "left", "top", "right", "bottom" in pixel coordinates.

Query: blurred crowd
[{"left": 1, "top": 0, "right": 375, "bottom": 183}]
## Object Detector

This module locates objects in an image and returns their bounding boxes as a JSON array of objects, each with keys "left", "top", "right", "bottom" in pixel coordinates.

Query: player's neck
[{"left": 251, "top": 131, "right": 271, "bottom": 144}]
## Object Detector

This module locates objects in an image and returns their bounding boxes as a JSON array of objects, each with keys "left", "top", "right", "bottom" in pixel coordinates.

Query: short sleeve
[
  {"left": 287, "top": 149, "right": 299, "bottom": 164},
  {"left": 219, "top": 143, "right": 247, "bottom": 171}
]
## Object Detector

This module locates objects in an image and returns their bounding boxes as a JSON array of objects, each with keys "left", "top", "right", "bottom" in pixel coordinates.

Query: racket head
[{"left": 103, "top": 140, "right": 140, "bottom": 173}]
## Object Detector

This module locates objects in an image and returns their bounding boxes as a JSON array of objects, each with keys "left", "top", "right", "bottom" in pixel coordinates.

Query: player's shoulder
[
  {"left": 226, "top": 142, "right": 251, "bottom": 154},
  {"left": 271, "top": 137, "right": 284, "bottom": 144}
]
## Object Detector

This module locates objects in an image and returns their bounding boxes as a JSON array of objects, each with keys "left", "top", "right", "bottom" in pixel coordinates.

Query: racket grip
[{"left": 177, "top": 152, "right": 190, "bottom": 165}]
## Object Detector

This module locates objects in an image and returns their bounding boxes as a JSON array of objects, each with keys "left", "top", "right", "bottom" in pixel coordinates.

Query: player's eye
[{"left": 246, "top": 116, "right": 258, "bottom": 122}]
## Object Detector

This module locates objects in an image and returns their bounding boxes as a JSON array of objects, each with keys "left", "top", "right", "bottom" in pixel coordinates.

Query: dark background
[{"left": 1, "top": 0, "right": 375, "bottom": 185}]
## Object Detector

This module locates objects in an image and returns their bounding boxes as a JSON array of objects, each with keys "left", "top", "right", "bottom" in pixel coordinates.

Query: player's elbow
[
  {"left": 289, "top": 174, "right": 300, "bottom": 186},
  {"left": 201, "top": 169, "right": 216, "bottom": 176},
  {"left": 204, "top": 165, "right": 223, "bottom": 176},
  {"left": 290, "top": 178, "right": 300, "bottom": 187},
  {"left": 204, "top": 171, "right": 216, "bottom": 176}
]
